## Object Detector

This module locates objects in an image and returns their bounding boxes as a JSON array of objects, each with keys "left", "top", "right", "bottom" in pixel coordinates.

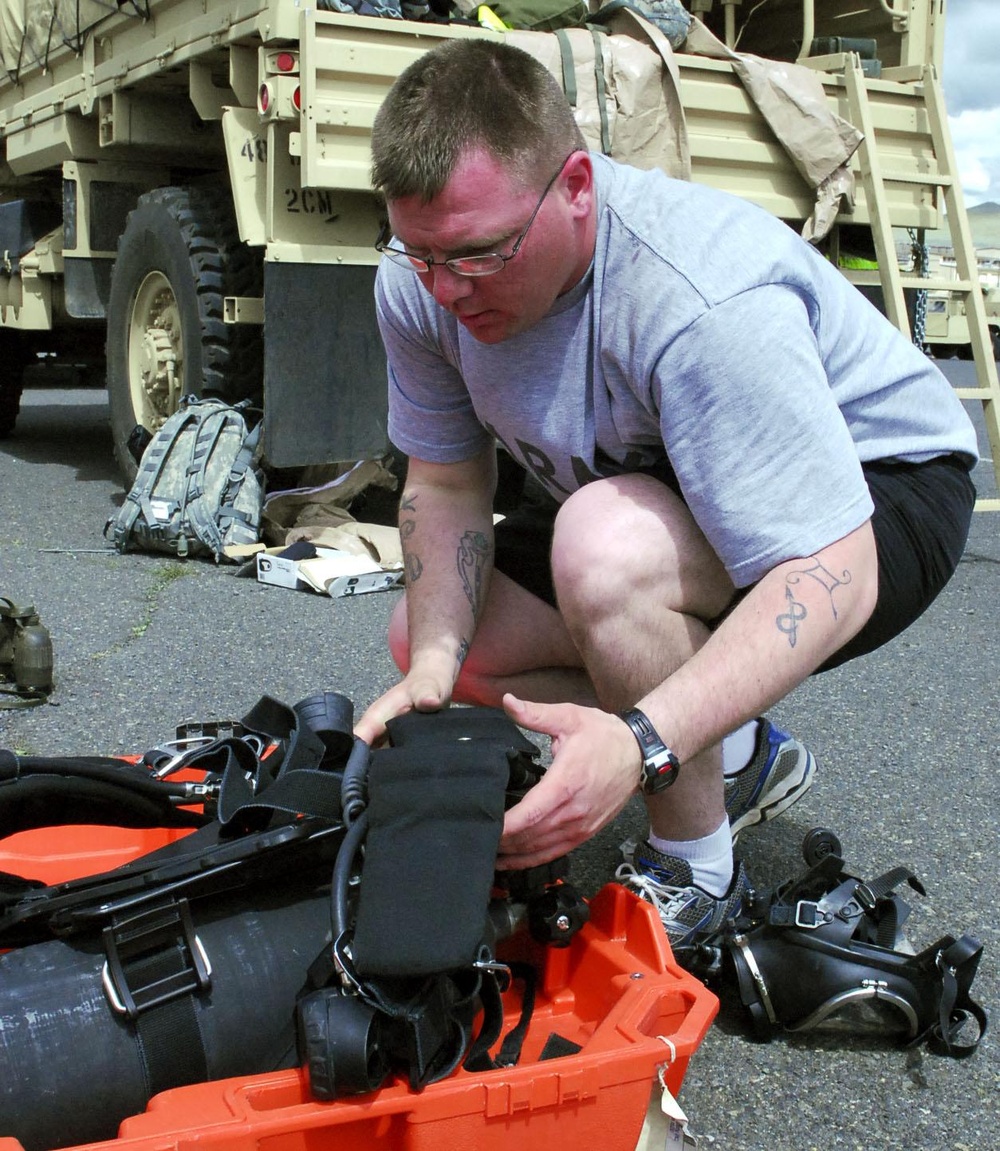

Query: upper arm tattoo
[{"left": 775, "top": 559, "right": 853, "bottom": 648}]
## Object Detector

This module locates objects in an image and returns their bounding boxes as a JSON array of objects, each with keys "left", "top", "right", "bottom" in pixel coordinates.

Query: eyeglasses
[{"left": 375, "top": 153, "right": 575, "bottom": 278}]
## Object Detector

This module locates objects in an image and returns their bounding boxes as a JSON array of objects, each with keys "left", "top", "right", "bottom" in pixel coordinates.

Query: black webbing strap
[
  {"left": 464, "top": 962, "right": 538, "bottom": 1073},
  {"left": 926, "top": 934, "right": 988, "bottom": 1058},
  {"left": 849, "top": 866, "right": 924, "bottom": 949},
  {"left": 102, "top": 899, "right": 211, "bottom": 1098},
  {"left": 767, "top": 865, "right": 922, "bottom": 949},
  {"left": 216, "top": 693, "right": 353, "bottom": 829}
]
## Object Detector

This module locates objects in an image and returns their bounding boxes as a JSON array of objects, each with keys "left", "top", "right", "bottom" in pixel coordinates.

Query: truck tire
[
  {"left": 106, "top": 185, "right": 262, "bottom": 483},
  {"left": 0, "top": 333, "right": 31, "bottom": 438}
]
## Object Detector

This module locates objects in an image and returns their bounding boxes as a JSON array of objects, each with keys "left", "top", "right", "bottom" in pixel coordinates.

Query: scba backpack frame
[
  {"left": 105, "top": 396, "right": 263, "bottom": 562},
  {"left": 0, "top": 694, "right": 594, "bottom": 1151}
]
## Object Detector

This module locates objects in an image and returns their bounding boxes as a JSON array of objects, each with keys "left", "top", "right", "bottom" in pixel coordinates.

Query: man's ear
[{"left": 563, "top": 150, "right": 594, "bottom": 219}]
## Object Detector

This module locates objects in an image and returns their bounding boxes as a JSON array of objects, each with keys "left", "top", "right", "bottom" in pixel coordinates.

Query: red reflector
[
  {"left": 259, "top": 83, "right": 270, "bottom": 112},
  {"left": 293, "top": 85, "right": 301, "bottom": 111},
  {"left": 276, "top": 51, "right": 296, "bottom": 73}
]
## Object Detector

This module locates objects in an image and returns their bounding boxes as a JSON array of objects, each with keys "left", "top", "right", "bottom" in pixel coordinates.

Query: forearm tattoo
[
  {"left": 457, "top": 636, "right": 470, "bottom": 673},
  {"left": 775, "top": 559, "right": 853, "bottom": 648},
  {"left": 456, "top": 530, "right": 491, "bottom": 618},
  {"left": 399, "top": 492, "right": 422, "bottom": 585}
]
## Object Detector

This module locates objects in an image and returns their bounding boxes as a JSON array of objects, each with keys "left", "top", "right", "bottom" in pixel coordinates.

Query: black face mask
[{"left": 723, "top": 844, "right": 987, "bottom": 1059}]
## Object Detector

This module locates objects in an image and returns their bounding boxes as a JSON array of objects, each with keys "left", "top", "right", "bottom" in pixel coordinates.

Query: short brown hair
[{"left": 371, "top": 38, "right": 585, "bottom": 201}]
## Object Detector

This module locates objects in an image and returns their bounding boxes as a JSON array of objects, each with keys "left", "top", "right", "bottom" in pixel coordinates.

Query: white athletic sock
[
  {"left": 647, "top": 818, "right": 733, "bottom": 898},
  {"left": 722, "top": 719, "right": 759, "bottom": 777}
]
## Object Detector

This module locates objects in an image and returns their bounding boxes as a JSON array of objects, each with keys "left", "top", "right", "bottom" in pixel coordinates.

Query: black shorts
[{"left": 492, "top": 455, "right": 975, "bottom": 673}]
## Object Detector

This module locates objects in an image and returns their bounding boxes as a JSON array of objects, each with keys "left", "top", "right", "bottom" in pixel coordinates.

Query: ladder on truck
[{"left": 837, "top": 55, "right": 1000, "bottom": 512}]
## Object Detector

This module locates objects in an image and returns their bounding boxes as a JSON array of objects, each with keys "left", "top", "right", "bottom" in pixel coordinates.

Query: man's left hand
[{"left": 497, "top": 694, "right": 640, "bottom": 869}]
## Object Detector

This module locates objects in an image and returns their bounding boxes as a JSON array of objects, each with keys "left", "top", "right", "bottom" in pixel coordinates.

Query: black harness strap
[
  {"left": 924, "top": 934, "right": 988, "bottom": 1058},
  {"left": 103, "top": 899, "right": 212, "bottom": 1098},
  {"left": 216, "top": 693, "right": 353, "bottom": 830},
  {"left": 464, "top": 962, "right": 538, "bottom": 1073}
]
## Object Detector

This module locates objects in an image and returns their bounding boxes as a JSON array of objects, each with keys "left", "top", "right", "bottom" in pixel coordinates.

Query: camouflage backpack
[{"left": 105, "top": 396, "right": 263, "bottom": 562}]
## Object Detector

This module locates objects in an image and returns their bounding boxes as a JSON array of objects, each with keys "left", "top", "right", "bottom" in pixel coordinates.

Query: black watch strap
[{"left": 619, "top": 708, "right": 680, "bottom": 795}]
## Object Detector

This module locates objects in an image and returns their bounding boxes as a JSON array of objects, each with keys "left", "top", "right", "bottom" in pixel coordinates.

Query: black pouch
[{"left": 350, "top": 708, "right": 536, "bottom": 977}]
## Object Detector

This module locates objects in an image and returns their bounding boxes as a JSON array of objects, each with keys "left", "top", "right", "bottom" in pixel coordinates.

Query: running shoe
[
  {"left": 616, "top": 840, "right": 750, "bottom": 964},
  {"left": 726, "top": 718, "right": 816, "bottom": 841}
]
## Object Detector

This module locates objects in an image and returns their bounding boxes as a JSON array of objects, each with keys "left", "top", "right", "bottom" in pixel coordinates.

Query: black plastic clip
[{"left": 102, "top": 899, "right": 212, "bottom": 1020}]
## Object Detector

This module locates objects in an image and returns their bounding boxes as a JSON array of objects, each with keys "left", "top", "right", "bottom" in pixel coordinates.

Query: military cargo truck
[
  {"left": 0, "top": 0, "right": 996, "bottom": 495},
  {"left": 923, "top": 289, "right": 1000, "bottom": 359}
]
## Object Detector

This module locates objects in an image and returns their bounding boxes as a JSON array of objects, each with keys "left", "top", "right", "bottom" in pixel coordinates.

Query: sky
[{"left": 943, "top": 0, "right": 1000, "bottom": 208}]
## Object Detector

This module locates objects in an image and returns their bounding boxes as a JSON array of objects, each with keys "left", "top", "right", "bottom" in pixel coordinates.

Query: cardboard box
[
  {"left": 256, "top": 548, "right": 402, "bottom": 598},
  {"left": 255, "top": 552, "right": 305, "bottom": 590}
]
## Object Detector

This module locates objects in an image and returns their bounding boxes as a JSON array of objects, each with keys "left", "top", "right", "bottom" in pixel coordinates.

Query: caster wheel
[{"left": 802, "top": 826, "right": 842, "bottom": 867}]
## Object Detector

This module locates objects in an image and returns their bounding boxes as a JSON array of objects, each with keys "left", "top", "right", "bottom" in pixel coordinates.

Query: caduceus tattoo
[
  {"left": 775, "top": 559, "right": 852, "bottom": 648},
  {"left": 457, "top": 530, "right": 491, "bottom": 619}
]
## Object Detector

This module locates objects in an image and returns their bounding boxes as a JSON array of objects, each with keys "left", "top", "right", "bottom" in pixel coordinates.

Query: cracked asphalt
[{"left": 0, "top": 372, "right": 996, "bottom": 1151}]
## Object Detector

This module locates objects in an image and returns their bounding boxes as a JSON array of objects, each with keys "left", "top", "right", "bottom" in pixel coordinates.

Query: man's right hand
[{"left": 354, "top": 673, "right": 453, "bottom": 746}]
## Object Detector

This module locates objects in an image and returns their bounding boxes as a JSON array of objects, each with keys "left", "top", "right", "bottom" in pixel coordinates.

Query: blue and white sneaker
[
  {"left": 725, "top": 718, "right": 816, "bottom": 842},
  {"left": 616, "top": 840, "right": 750, "bottom": 964}
]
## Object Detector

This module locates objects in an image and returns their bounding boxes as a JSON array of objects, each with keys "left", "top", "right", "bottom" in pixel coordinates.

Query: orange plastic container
[
  {"left": 0, "top": 759, "right": 206, "bottom": 884},
  {"left": 0, "top": 823, "right": 195, "bottom": 884},
  {"left": 0, "top": 826, "right": 718, "bottom": 1151}
]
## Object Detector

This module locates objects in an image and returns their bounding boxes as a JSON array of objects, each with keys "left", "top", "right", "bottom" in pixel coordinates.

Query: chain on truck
[{"left": 0, "top": 0, "right": 997, "bottom": 497}]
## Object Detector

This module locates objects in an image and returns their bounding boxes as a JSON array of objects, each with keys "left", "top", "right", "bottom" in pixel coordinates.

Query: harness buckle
[
  {"left": 854, "top": 882, "right": 878, "bottom": 913},
  {"left": 794, "top": 900, "right": 823, "bottom": 929},
  {"left": 473, "top": 956, "right": 513, "bottom": 991},
  {"left": 101, "top": 899, "right": 212, "bottom": 1020}
]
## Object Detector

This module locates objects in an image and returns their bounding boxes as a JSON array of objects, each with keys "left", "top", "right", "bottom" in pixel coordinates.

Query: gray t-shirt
[{"left": 376, "top": 154, "right": 978, "bottom": 587}]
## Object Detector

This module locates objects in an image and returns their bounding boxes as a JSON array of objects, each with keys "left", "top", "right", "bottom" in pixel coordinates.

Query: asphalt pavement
[{"left": 0, "top": 373, "right": 997, "bottom": 1151}]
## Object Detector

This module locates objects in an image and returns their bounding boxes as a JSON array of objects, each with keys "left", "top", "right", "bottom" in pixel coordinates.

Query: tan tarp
[
  {"left": 261, "top": 458, "right": 399, "bottom": 549},
  {"left": 508, "top": 15, "right": 691, "bottom": 181},
  {"left": 0, "top": 0, "right": 118, "bottom": 81},
  {"left": 513, "top": 9, "right": 861, "bottom": 240},
  {"left": 683, "top": 16, "right": 862, "bottom": 241}
]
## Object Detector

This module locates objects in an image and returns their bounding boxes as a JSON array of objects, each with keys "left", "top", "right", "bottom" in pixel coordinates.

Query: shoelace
[{"left": 614, "top": 862, "right": 698, "bottom": 920}]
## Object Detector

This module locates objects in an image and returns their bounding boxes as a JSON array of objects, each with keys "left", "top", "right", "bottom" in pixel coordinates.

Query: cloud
[
  {"left": 950, "top": 109, "right": 1000, "bottom": 207},
  {"left": 942, "top": 0, "right": 1000, "bottom": 115},
  {"left": 943, "top": 1, "right": 1000, "bottom": 206}
]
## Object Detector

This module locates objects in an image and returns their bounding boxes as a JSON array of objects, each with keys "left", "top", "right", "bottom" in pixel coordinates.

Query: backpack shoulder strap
[
  {"left": 216, "top": 419, "right": 263, "bottom": 547},
  {"left": 183, "top": 405, "right": 257, "bottom": 560},
  {"left": 105, "top": 403, "right": 202, "bottom": 551}
]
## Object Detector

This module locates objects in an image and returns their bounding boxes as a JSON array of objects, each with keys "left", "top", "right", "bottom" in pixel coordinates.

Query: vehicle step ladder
[{"left": 837, "top": 54, "right": 1000, "bottom": 511}]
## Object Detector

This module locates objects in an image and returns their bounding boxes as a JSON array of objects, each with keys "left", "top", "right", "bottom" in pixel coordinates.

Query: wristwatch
[{"left": 619, "top": 708, "right": 680, "bottom": 794}]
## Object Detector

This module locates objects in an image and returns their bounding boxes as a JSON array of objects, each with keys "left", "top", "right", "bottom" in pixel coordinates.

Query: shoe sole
[{"left": 729, "top": 746, "right": 816, "bottom": 842}]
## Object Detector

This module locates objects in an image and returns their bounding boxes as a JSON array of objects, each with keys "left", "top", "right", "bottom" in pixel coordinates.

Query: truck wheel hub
[{"left": 139, "top": 327, "right": 177, "bottom": 391}]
